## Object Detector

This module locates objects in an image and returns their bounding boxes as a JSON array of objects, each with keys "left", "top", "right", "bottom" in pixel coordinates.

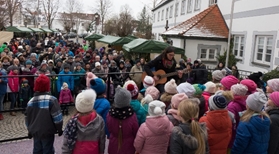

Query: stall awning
[
  {"left": 50, "top": 28, "right": 57, "bottom": 32},
  {"left": 123, "top": 39, "right": 184, "bottom": 54},
  {"left": 97, "top": 35, "right": 121, "bottom": 44},
  {"left": 40, "top": 28, "right": 53, "bottom": 33},
  {"left": 85, "top": 34, "right": 104, "bottom": 41},
  {"left": 28, "top": 28, "right": 43, "bottom": 32},
  {"left": 112, "top": 36, "right": 136, "bottom": 46},
  {"left": 5, "top": 26, "right": 32, "bottom": 33}
]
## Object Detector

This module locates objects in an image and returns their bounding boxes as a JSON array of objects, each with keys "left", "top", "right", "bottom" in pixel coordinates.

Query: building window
[
  {"left": 194, "top": 0, "right": 201, "bottom": 10},
  {"left": 233, "top": 35, "right": 245, "bottom": 59},
  {"left": 158, "top": 11, "right": 160, "bottom": 22},
  {"left": 200, "top": 48, "right": 217, "bottom": 60},
  {"left": 254, "top": 36, "right": 273, "bottom": 64},
  {"left": 181, "top": 0, "right": 186, "bottom": 15},
  {"left": 153, "top": 13, "right": 156, "bottom": 23},
  {"left": 170, "top": 5, "right": 173, "bottom": 18},
  {"left": 187, "top": 0, "right": 193, "bottom": 13},
  {"left": 209, "top": 0, "right": 217, "bottom": 6},
  {"left": 161, "top": 9, "right": 164, "bottom": 21},
  {"left": 166, "top": 8, "right": 169, "bottom": 19},
  {"left": 175, "top": 2, "right": 179, "bottom": 17}
]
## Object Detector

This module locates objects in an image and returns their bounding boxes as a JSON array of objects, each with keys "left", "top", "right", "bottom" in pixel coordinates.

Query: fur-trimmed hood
[{"left": 160, "top": 92, "right": 174, "bottom": 102}]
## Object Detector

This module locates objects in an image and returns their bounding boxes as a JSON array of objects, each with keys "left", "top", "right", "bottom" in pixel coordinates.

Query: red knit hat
[
  {"left": 127, "top": 84, "right": 139, "bottom": 100},
  {"left": 34, "top": 74, "right": 50, "bottom": 92}
]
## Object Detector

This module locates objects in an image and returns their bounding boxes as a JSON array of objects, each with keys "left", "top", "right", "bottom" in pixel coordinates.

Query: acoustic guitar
[{"left": 142, "top": 69, "right": 186, "bottom": 86}]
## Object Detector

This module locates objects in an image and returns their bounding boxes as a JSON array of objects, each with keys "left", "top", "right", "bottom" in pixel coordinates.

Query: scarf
[
  {"left": 163, "top": 59, "right": 174, "bottom": 69},
  {"left": 63, "top": 114, "right": 79, "bottom": 151},
  {"left": 109, "top": 106, "right": 134, "bottom": 120}
]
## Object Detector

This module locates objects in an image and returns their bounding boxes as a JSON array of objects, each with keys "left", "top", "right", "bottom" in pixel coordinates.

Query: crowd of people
[{"left": 0, "top": 36, "right": 278, "bottom": 154}]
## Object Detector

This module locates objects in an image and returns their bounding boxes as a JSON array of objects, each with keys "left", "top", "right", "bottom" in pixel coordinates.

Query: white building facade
[{"left": 152, "top": 0, "right": 279, "bottom": 72}]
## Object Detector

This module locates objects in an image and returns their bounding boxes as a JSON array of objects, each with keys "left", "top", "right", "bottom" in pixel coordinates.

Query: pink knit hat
[
  {"left": 231, "top": 84, "right": 248, "bottom": 96},
  {"left": 171, "top": 93, "right": 188, "bottom": 109},
  {"left": 240, "top": 79, "right": 257, "bottom": 94},
  {"left": 86, "top": 72, "right": 97, "bottom": 88},
  {"left": 269, "top": 92, "right": 279, "bottom": 107},
  {"left": 145, "top": 86, "right": 160, "bottom": 100},
  {"left": 220, "top": 75, "right": 239, "bottom": 90},
  {"left": 267, "top": 78, "right": 279, "bottom": 92}
]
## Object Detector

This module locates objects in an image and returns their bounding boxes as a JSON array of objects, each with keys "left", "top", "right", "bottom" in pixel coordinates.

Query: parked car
[
  {"left": 78, "top": 33, "right": 89, "bottom": 38},
  {"left": 63, "top": 32, "right": 77, "bottom": 38}
]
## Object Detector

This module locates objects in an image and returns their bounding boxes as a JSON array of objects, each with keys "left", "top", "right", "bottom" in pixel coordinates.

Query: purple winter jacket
[
  {"left": 59, "top": 89, "right": 72, "bottom": 104},
  {"left": 107, "top": 113, "right": 139, "bottom": 154},
  {"left": 227, "top": 95, "right": 247, "bottom": 148}
]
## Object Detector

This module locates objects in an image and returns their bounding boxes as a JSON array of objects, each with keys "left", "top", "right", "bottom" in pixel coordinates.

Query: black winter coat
[
  {"left": 193, "top": 64, "right": 208, "bottom": 84},
  {"left": 268, "top": 109, "right": 279, "bottom": 154},
  {"left": 19, "top": 85, "right": 32, "bottom": 100}
]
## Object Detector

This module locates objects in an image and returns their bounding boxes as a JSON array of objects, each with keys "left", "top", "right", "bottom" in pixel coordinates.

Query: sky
[{"left": 76, "top": 0, "right": 155, "bottom": 19}]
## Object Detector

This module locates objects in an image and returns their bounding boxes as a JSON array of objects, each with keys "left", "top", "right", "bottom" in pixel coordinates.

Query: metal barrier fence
[{"left": 0, "top": 68, "right": 252, "bottom": 143}]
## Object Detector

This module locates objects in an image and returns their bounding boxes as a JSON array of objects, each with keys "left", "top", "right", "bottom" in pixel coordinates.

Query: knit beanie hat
[
  {"left": 240, "top": 79, "right": 257, "bottom": 94},
  {"left": 90, "top": 78, "right": 106, "bottom": 95},
  {"left": 212, "top": 70, "right": 226, "bottom": 81},
  {"left": 10, "top": 65, "right": 19, "bottom": 71},
  {"left": 114, "top": 87, "right": 131, "bottom": 108},
  {"left": 164, "top": 79, "right": 178, "bottom": 94},
  {"left": 25, "top": 60, "right": 32, "bottom": 65},
  {"left": 267, "top": 78, "right": 279, "bottom": 92},
  {"left": 62, "top": 82, "right": 68, "bottom": 89},
  {"left": 208, "top": 95, "right": 227, "bottom": 110},
  {"left": 231, "top": 84, "right": 248, "bottom": 96},
  {"left": 269, "top": 92, "right": 279, "bottom": 107},
  {"left": 40, "top": 61, "right": 48, "bottom": 67},
  {"left": 75, "top": 89, "right": 96, "bottom": 113},
  {"left": 123, "top": 80, "right": 139, "bottom": 99},
  {"left": 176, "top": 82, "right": 196, "bottom": 97},
  {"left": 246, "top": 92, "right": 267, "bottom": 112},
  {"left": 220, "top": 75, "right": 239, "bottom": 90},
  {"left": 86, "top": 72, "right": 97, "bottom": 88},
  {"left": 148, "top": 100, "right": 166, "bottom": 117},
  {"left": 204, "top": 81, "right": 216, "bottom": 94},
  {"left": 34, "top": 74, "right": 50, "bottom": 92},
  {"left": 171, "top": 93, "right": 188, "bottom": 109},
  {"left": 145, "top": 86, "right": 160, "bottom": 100},
  {"left": 95, "top": 62, "right": 101, "bottom": 67},
  {"left": 193, "top": 84, "right": 206, "bottom": 96},
  {"left": 143, "top": 76, "right": 155, "bottom": 88}
]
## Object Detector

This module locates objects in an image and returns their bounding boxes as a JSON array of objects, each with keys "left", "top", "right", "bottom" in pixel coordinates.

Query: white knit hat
[
  {"left": 204, "top": 81, "right": 216, "bottom": 94},
  {"left": 164, "top": 79, "right": 178, "bottom": 94},
  {"left": 231, "top": 84, "right": 248, "bottom": 96},
  {"left": 143, "top": 76, "right": 155, "bottom": 88},
  {"left": 176, "top": 82, "right": 195, "bottom": 97},
  {"left": 148, "top": 100, "right": 166, "bottom": 117},
  {"left": 62, "top": 82, "right": 68, "bottom": 89},
  {"left": 75, "top": 89, "right": 96, "bottom": 113}
]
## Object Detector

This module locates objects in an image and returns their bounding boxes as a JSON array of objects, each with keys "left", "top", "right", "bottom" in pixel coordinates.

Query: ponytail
[{"left": 190, "top": 120, "right": 206, "bottom": 154}]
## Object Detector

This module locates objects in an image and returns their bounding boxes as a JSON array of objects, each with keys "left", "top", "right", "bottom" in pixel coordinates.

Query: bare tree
[
  {"left": 42, "top": 0, "right": 60, "bottom": 29},
  {"left": 104, "top": 15, "right": 117, "bottom": 35},
  {"left": 0, "top": 0, "right": 8, "bottom": 29},
  {"left": 95, "top": 0, "right": 112, "bottom": 34},
  {"left": 116, "top": 5, "right": 135, "bottom": 37},
  {"left": 4, "top": 0, "right": 23, "bottom": 26},
  {"left": 64, "top": 0, "right": 82, "bottom": 32},
  {"left": 23, "top": 0, "right": 41, "bottom": 27}
]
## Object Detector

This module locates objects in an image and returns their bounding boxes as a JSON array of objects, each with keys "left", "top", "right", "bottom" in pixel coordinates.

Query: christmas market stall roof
[
  {"left": 123, "top": 38, "right": 184, "bottom": 54},
  {"left": 50, "top": 28, "right": 58, "bottom": 32},
  {"left": 85, "top": 33, "right": 104, "bottom": 41},
  {"left": 110, "top": 36, "right": 136, "bottom": 46},
  {"left": 28, "top": 28, "right": 43, "bottom": 32},
  {"left": 97, "top": 35, "right": 121, "bottom": 44},
  {"left": 6, "top": 26, "right": 33, "bottom": 33},
  {"left": 40, "top": 28, "right": 53, "bottom": 33}
]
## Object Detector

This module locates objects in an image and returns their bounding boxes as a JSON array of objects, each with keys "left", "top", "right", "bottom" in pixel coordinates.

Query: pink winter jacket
[
  {"left": 8, "top": 71, "right": 19, "bottom": 92},
  {"left": 134, "top": 115, "right": 174, "bottom": 154},
  {"left": 59, "top": 89, "right": 73, "bottom": 104},
  {"left": 202, "top": 91, "right": 211, "bottom": 112}
]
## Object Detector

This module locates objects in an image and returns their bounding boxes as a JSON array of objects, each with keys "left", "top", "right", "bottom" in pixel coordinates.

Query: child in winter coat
[
  {"left": 266, "top": 92, "right": 279, "bottom": 154},
  {"left": 124, "top": 80, "right": 147, "bottom": 126},
  {"left": 8, "top": 66, "right": 19, "bottom": 116},
  {"left": 59, "top": 82, "right": 73, "bottom": 115},
  {"left": 19, "top": 79, "right": 32, "bottom": 110},
  {"left": 160, "top": 79, "right": 178, "bottom": 109},
  {"left": 141, "top": 86, "right": 160, "bottom": 114},
  {"left": 73, "top": 63, "right": 85, "bottom": 95},
  {"left": 50, "top": 72, "right": 58, "bottom": 98},
  {"left": 134, "top": 100, "right": 174, "bottom": 154},
  {"left": 266, "top": 78, "right": 279, "bottom": 96},
  {"left": 211, "top": 69, "right": 226, "bottom": 90},
  {"left": 231, "top": 92, "right": 270, "bottom": 154},
  {"left": 90, "top": 78, "right": 111, "bottom": 137},
  {"left": 138, "top": 76, "right": 155, "bottom": 101},
  {"left": 220, "top": 75, "right": 239, "bottom": 91},
  {"left": 202, "top": 81, "right": 216, "bottom": 112},
  {"left": 170, "top": 99, "right": 209, "bottom": 154},
  {"left": 199, "top": 95, "right": 232, "bottom": 154},
  {"left": 107, "top": 87, "right": 139, "bottom": 154},
  {"left": 167, "top": 93, "right": 188, "bottom": 126},
  {"left": 193, "top": 84, "right": 206, "bottom": 118},
  {"left": 62, "top": 89, "right": 106, "bottom": 154}
]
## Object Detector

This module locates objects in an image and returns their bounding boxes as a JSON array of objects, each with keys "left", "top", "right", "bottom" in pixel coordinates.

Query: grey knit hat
[
  {"left": 212, "top": 70, "right": 226, "bottom": 81},
  {"left": 114, "top": 87, "right": 131, "bottom": 108},
  {"left": 246, "top": 92, "right": 267, "bottom": 112}
]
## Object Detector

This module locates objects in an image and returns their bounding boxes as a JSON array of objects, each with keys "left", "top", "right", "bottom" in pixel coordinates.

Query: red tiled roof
[{"left": 163, "top": 4, "right": 229, "bottom": 39}]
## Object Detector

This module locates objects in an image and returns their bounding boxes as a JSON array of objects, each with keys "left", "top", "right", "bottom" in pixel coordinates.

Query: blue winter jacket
[
  {"left": 0, "top": 70, "right": 7, "bottom": 95},
  {"left": 94, "top": 97, "right": 110, "bottom": 136},
  {"left": 231, "top": 114, "right": 270, "bottom": 154},
  {"left": 130, "top": 99, "right": 147, "bottom": 126},
  {"left": 57, "top": 70, "right": 74, "bottom": 92}
]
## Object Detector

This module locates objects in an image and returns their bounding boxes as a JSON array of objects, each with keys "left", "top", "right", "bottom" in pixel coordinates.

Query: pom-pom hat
[
  {"left": 164, "top": 79, "right": 178, "bottom": 94},
  {"left": 34, "top": 74, "right": 50, "bottom": 92},
  {"left": 75, "top": 89, "right": 96, "bottom": 113}
]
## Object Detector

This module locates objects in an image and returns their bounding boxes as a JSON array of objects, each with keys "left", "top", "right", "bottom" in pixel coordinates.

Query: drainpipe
[{"left": 225, "top": 0, "right": 236, "bottom": 68}]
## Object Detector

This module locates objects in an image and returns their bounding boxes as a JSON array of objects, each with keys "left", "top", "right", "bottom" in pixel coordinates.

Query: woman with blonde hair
[
  {"left": 169, "top": 99, "right": 209, "bottom": 154},
  {"left": 231, "top": 92, "right": 270, "bottom": 154}
]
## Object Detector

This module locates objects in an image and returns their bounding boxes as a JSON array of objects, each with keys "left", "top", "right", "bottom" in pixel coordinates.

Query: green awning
[
  {"left": 85, "top": 33, "right": 104, "bottom": 41},
  {"left": 40, "top": 28, "right": 53, "bottom": 33},
  {"left": 50, "top": 28, "right": 57, "bottom": 32},
  {"left": 97, "top": 35, "right": 121, "bottom": 44},
  {"left": 6, "top": 26, "right": 32, "bottom": 33},
  {"left": 123, "top": 39, "right": 184, "bottom": 54},
  {"left": 28, "top": 27, "right": 43, "bottom": 32},
  {"left": 112, "top": 36, "right": 136, "bottom": 46}
]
